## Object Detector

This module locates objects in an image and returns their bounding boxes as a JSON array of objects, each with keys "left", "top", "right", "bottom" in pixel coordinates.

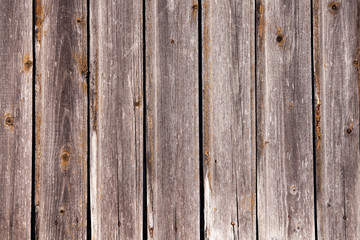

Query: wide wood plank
[
  {"left": 256, "top": 0, "right": 315, "bottom": 239},
  {"left": 202, "top": 0, "right": 256, "bottom": 239},
  {"left": 35, "top": 0, "right": 88, "bottom": 238},
  {"left": 0, "top": 0, "right": 33, "bottom": 239},
  {"left": 89, "top": 0, "right": 143, "bottom": 239},
  {"left": 314, "top": 1, "right": 360, "bottom": 239},
  {"left": 145, "top": 0, "right": 200, "bottom": 238}
]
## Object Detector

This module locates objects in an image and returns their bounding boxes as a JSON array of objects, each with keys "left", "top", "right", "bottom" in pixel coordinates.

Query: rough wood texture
[
  {"left": 256, "top": 0, "right": 315, "bottom": 239},
  {"left": 35, "top": 0, "right": 88, "bottom": 238},
  {"left": 202, "top": 0, "right": 256, "bottom": 239},
  {"left": 145, "top": 0, "right": 200, "bottom": 238},
  {"left": 0, "top": 0, "right": 33, "bottom": 239},
  {"left": 90, "top": 0, "right": 143, "bottom": 239},
  {"left": 314, "top": 1, "right": 360, "bottom": 239}
]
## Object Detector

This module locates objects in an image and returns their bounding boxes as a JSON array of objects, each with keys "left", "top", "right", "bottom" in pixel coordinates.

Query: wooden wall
[{"left": 0, "top": 0, "right": 359, "bottom": 239}]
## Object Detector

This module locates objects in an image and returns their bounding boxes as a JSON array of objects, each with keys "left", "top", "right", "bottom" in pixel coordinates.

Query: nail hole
[
  {"left": 174, "top": 226, "right": 177, "bottom": 231},
  {"left": 231, "top": 222, "right": 235, "bottom": 226},
  {"left": 353, "top": 60, "right": 358, "bottom": 67},
  {"left": 118, "top": 221, "right": 121, "bottom": 227},
  {"left": 54, "top": 220, "right": 58, "bottom": 225},
  {"left": 343, "top": 216, "right": 346, "bottom": 220},
  {"left": 170, "top": 39, "right": 175, "bottom": 44}
]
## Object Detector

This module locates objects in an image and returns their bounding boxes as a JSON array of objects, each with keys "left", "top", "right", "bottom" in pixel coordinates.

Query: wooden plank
[
  {"left": 89, "top": 0, "right": 143, "bottom": 239},
  {"left": 145, "top": 0, "right": 200, "bottom": 238},
  {"left": 314, "top": 1, "right": 360, "bottom": 239},
  {"left": 0, "top": 0, "right": 33, "bottom": 238},
  {"left": 202, "top": 0, "right": 256, "bottom": 239},
  {"left": 35, "top": 0, "right": 88, "bottom": 238},
  {"left": 256, "top": 0, "right": 315, "bottom": 239}
]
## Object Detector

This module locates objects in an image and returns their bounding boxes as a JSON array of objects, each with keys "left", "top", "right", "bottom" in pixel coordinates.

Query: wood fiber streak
[
  {"left": 256, "top": 0, "right": 315, "bottom": 239},
  {"left": 202, "top": 0, "right": 256, "bottom": 239},
  {"left": 146, "top": 0, "right": 200, "bottom": 238},
  {"left": 90, "top": 0, "right": 143, "bottom": 239},
  {"left": 314, "top": 0, "right": 360, "bottom": 239},
  {"left": 35, "top": 0, "right": 88, "bottom": 238},
  {"left": 0, "top": 0, "right": 32, "bottom": 239}
]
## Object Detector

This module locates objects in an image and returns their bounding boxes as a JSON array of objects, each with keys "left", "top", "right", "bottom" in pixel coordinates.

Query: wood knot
[
  {"left": 328, "top": 1, "right": 340, "bottom": 15},
  {"left": 134, "top": 101, "right": 141, "bottom": 107},
  {"left": 60, "top": 150, "right": 70, "bottom": 170},
  {"left": 353, "top": 60, "right": 358, "bottom": 67},
  {"left": 59, "top": 208, "right": 65, "bottom": 215},
  {"left": 346, "top": 123, "right": 353, "bottom": 134},
  {"left": 276, "top": 34, "right": 284, "bottom": 44},
  {"left": 5, "top": 116, "right": 14, "bottom": 126}
]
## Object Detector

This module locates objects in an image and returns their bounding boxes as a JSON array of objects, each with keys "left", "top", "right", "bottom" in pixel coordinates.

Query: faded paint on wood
[
  {"left": 202, "top": 0, "right": 256, "bottom": 239},
  {"left": 90, "top": 0, "right": 143, "bottom": 239},
  {"left": 256, "top": 0, "right": 315, "bottom": 239},
  {"left": 145, "top": 0, "right": 200, "bottom": 238},
  {"left": 314, "top": 0, "right": 360, "bottom": 239},
  {"left": 0, "top": 0, "right": 33, "bottom": 239},
  {"left": 35, "top": 0, "right": 88, "bottom": 238}
]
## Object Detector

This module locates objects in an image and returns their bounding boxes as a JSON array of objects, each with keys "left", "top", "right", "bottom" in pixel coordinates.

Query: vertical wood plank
[
  {"left": 146, "top": 0, "right": 200, "bottom": 238},
  {"left": 202, "top": 0, "right": 256, "bottom": 239},
  {"left": 35, "top": 0, "right": 88, "bottom": 238},
  {"left": 90, "top": 0, "right": 143, "bottom": 239},
  {"left": 0, "top": 0, "right": 32, "bottom": 238},
  {"left": 256, "top": 0, "right": 315, "bottom": 239},
  {"left": 314, "top": 1, "right": 360, "bottom": 239}
]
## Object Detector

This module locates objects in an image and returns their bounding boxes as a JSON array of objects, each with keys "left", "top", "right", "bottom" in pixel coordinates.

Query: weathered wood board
[
  {"left": 35, "top": 0, "right": 88, "bottom": 238},
  {"left": 314, "top": 0, "right": 360, "bottom": 239},
  {"left": 0, "top": 0, "right": 33, "bottom": 239},
  {"left": 145, "top": 0, "right": 200, "bottom": 238},
  {"left": 256, "top": 0, "right": 315, "bottom": 239},
  {"left": 90, "top": 0, "right": 143, "bottom": 239},
  {"left": 202, "top": 0, "right": 256, "bottom": 239}
]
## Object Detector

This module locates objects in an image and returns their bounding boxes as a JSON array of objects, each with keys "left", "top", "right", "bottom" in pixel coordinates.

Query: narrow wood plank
[
  {"left": 0, "top": 0, "right": 33, "bottom": 238},
  {"left": 90, "top": 0, "right": 143, "bottom": 239},
  {"left": 314, "top": 1, "right": 360, "bottom": 239},
  {"left": 256, "top": 0, "right": 315, "bottom": 239},
  {"left": 35, "top": 0, "right": 88, "bottom": 238},
  {"left": 146, "top": 0, "right": 200, "bottom": 238},
  {"left": 202, "top": 0, "right": 256, "bottom": 239}
]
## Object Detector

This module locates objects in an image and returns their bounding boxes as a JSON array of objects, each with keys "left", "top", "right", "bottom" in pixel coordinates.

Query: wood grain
[
  {"left": 0, "top": 0, "right": 33, "bottom": 239},
  {"left": 35, "top": 0, "right": 88, "bottom": 238},
  {"left": 89, "top": 0, "right": 143, "bottom": 239},
  {"left": 202, "top": 0, "right": 256, "bottom": 239},
  {"left": 256, "top": 0, "right": 315, "bottom": 239},
  {"left": 145, "top": 0, "right": 200, "bottom": 238},
  {"left": 314, "top": 0, "right": 360, "bottom": 239}
]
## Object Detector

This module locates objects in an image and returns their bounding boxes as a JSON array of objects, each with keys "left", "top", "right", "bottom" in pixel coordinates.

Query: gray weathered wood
[
  {"left": 256, "top": 0, "right": 315, "bottom": 239},
  {"left": 314, "top": 0, "right": 360, "bottom": 239},
  {"left": 89, "top": 0, "right": 143, "bottom": 239},
  {"left": 202, "top": 0, "right": 256, "bottom": 239},
  {"left": 35, "top": 0, "right": 88, "bottom": 238},
  {"left": 145, "top": 0, "right": 200, "bottom": 238},
  {"left": 0, "top": 0, "right": 33, "bottom": 239}
]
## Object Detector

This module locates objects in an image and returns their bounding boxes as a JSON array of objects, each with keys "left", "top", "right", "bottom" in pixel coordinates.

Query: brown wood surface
[
  {"left": 35, "top": 0, "right": 88, "bottom": 238},
  {"left": 314, "top": 0, "right": 360, "bottom": 239},
  {"left": 202, "top": 0, "right": 256, "bottom": 239},
  {"left": 256, "top": 0, "right": 315, "bottom": 239},
  {"left": 0, "top": 0, "right": 33, "bottom": 239},
  {"left": 89, "top": 0, "right": 143, "bottom": 239},
  {"left": 145, "top": 0, "right": 200, "bottom": 239}
]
